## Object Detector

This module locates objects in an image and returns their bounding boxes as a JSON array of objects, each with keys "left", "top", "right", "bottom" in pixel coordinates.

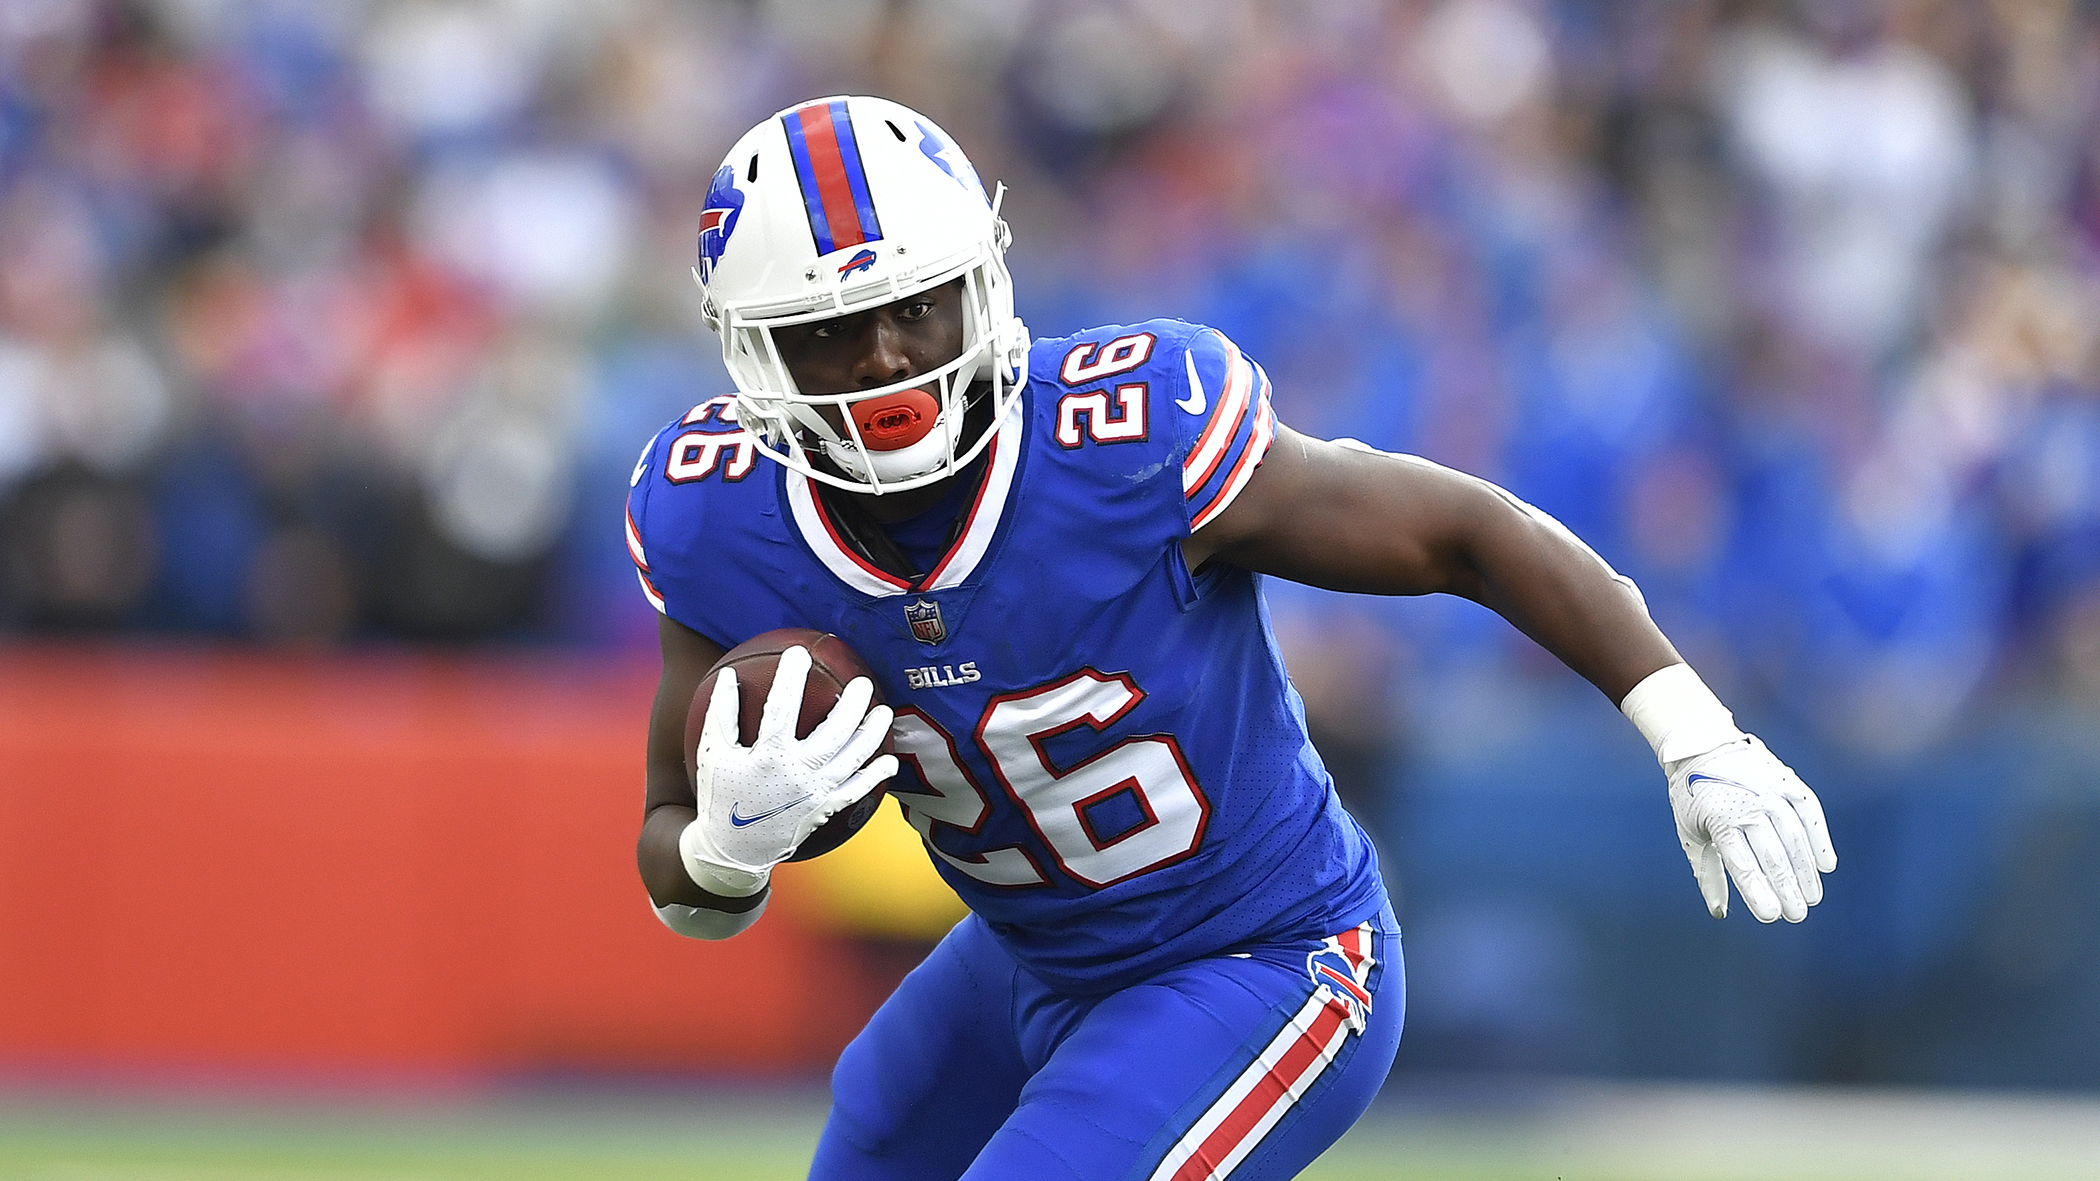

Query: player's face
[{"left": 774, "top": 278, "right": 967, "bottom": 400}]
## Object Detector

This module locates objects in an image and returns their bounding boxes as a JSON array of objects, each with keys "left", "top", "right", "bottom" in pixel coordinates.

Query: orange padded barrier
[{"left": 0, "top": 644, "right": 879, "bottom": 1077}]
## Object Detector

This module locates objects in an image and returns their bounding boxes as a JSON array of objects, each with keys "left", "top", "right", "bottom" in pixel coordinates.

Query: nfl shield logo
[{"left": 905, "top": 598, "right": 946, "bottom": 645}]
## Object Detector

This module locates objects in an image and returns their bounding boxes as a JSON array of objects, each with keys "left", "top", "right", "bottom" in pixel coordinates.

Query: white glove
[
  {"left": 1622, "top": 663, "right": 1837, "bottom": 923},
  {"left": 1668, "top": 736, "right": 1836, "bottom": 923},
  {"left": 679, "top": 644, "right": 897, "bottom": 898}
]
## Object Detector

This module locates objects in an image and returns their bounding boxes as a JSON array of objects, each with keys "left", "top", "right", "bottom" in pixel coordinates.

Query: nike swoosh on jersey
[
  {"left": 1177, "top": 349, "right": 1208, "bottom": 414},
  {"left": 729, "top": 795, "right": 811, "bottom": 827}
]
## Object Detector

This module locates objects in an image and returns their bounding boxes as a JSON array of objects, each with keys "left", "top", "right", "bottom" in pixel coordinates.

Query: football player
[{"left": 629, "top": 95, "right": 1836, "bottom": 1181}]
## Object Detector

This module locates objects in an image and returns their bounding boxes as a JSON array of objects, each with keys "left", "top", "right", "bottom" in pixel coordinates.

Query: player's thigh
[
  {"left": 966, "top": 914, "right": 1404, "bottom": 1181},
  {"left": 810, "top": 916, "right": 1029, "bottom": 1181}
]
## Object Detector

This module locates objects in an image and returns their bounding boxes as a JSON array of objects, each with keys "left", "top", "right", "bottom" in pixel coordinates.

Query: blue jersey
[{"left": 626, "top": 320, "right": 1384, "bottom": 995}]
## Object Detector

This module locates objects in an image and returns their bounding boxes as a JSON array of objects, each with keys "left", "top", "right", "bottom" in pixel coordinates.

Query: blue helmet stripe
[
  {"left": 781, "top": 110, "right": 837, "bottom": 256},
  {"left": 827, "top": 99, "right": 883, "bottom": 245}
]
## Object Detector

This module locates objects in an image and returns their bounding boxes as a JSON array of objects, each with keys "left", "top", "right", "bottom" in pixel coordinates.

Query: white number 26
[{"left": 888, "top": 670, "right": 1210, "bottom": 890}]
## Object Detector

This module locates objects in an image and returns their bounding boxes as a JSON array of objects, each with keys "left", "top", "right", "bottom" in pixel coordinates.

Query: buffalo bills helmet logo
[
  {"left": 697, "top": 164, "right": 745, "bottom": 282},
  {"left": 838, "top": 247, "right": 877, "bottom": 279},
  {"left": 916, "top": 120, "right": 986, "bottom": 203},
  {"left": 904, "top": 598, "right": 946, "bottom": 645}
]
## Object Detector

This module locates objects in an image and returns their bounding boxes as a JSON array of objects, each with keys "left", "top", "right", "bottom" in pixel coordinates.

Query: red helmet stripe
[{"left": 788, "top": 101, "right": 875, "bottom": 255}]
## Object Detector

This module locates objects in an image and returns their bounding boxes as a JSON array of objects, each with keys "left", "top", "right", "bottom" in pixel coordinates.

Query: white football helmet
[{"left": 692, "top": 95, "right": 1030, "bottom": 494}]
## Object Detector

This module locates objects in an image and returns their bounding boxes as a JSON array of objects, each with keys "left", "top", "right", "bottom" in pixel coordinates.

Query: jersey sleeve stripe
[
  {"left": 634, "top": 569, "right": 667, "bottom": 614},
  {"left": 625, "top": 504, "right": 667, "bottom": 613},
  {"left": 1181, "top": 336, "right": 1255, "bottom": 497},
  {"left": 624, "top": 507, "right": 650, "bottom": 572},
  {"left": 1188, "top": 369, "right": 1274, "bottom": 532}
]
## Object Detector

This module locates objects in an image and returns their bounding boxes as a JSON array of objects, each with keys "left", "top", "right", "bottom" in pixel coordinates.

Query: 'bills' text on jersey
[{"left": 626, "top": 320, "right": 1385, "bottom": 994}]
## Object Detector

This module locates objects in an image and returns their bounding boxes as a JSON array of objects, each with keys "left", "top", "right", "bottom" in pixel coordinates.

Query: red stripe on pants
[{"left": 1171, "top": 1000, "right": 1347, "bottom": 1181}]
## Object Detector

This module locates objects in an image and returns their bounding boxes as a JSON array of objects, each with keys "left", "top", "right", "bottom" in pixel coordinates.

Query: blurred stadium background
[{"left": 4, "top": 0, "right": 2100, "bottom": 1175}]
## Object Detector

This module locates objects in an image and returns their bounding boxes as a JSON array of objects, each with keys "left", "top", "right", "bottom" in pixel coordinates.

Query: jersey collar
[{"left": 784, "top": 401, "right": 1023, "bottom": 598}]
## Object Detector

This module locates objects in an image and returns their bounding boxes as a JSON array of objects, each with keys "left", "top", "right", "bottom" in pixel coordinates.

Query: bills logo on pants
[{"left": 1147, "top": 923, "right": 1379, "bottom": 1181}]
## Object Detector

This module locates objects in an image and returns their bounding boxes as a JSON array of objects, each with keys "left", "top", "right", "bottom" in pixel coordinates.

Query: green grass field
[{"left": 3, "top": 1079, "right": 2097, "bottom": 1181}]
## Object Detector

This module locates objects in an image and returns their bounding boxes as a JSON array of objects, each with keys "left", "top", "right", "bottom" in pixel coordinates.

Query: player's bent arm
[
  {"left": 637, "top": 614, "right": 764, "bottom": 927},
  {"left": 1190, "top": 425, "right": 1837, "bottom": 922},
  {"left": 1188, "top": 425, "right": 1679, "bottom": 702}
]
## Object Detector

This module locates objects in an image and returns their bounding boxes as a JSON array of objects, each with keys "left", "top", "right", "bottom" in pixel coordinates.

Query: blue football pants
[{"left": 809, "top": 901, "right": 1403, "bottom": 1181}]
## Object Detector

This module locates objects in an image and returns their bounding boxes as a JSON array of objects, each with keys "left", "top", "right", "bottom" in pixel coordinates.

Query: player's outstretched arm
[{"left": 1189, "top": 425, "right": 1836, "bottom": 921}]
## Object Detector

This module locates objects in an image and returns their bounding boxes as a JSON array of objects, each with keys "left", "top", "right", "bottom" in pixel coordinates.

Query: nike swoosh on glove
[
  {"left": 679, "top": 644, "right": 897, "bottom": 898},
  {"left": 1668, "top": 736, "right": 1837, "bottom": 922}
]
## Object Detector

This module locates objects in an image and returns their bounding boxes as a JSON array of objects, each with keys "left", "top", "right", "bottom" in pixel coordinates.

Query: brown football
[{"left": 684, "top": 627, "right": 892, "bottom": 861}]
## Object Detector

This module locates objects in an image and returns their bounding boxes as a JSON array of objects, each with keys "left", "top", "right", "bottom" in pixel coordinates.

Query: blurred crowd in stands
[{"left": 1, "top": 0, "right": 2097, "bottom": 761}]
